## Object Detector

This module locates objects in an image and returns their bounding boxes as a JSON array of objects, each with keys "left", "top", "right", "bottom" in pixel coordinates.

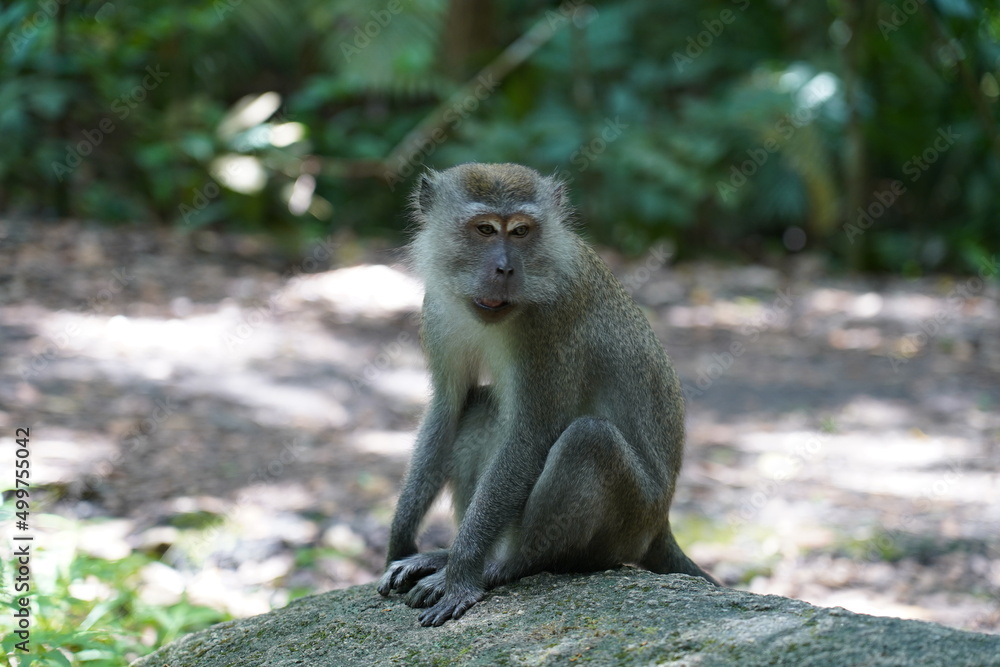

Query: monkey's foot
[
  {"left": 417, "top": 585, "right": 483, "bottom": 627},
  {"left": 405, "top": 569, "right": 445, "bottom": 608},
  {"left": 377, "top": 550, "right": 448, "bottom": 597}
]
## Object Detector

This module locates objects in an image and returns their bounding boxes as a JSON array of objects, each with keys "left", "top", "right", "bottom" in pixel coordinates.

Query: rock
[{"left": 132, "top": 568, "right": 999, "bottom": 667}]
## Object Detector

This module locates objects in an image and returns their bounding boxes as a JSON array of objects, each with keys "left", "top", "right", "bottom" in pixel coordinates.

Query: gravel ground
[{"left": 1, "top": 219, "right": 997, "bottom": 633}]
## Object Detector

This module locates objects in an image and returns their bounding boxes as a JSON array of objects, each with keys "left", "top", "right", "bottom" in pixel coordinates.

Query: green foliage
[
  {"left": 1, "top": 548, "right": 228, "bottom": 666},
  {"left": 1, "top": 0, "right": 997, "bottom": 271}
]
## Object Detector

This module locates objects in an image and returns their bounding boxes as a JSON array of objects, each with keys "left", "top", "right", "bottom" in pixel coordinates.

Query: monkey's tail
[{"left": 642, "top": 531, "right": 721, "bottom": 586}]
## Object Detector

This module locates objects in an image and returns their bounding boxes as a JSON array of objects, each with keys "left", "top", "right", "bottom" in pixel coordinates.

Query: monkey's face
[
  {"left": 460, "top": 213, "right": 531, "bottom": 323},
  {"left": 410, "top": 163, "right": 578, "bottom": 324}
]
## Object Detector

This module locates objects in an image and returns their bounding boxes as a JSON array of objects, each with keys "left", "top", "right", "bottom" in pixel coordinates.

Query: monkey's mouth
[{"left": 473, "top": 298, "right": 511, "bottom": 312}]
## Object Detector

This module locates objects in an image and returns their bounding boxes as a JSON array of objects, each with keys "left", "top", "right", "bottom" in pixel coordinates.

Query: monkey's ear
[{"left": 413, "top": 170, "right": 438, "bottom": 218}]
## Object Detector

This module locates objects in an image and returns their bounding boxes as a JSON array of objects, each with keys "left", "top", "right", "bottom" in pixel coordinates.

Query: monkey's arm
[
  {"left": 384, "top": 397, "right": 457, "bottom": 565},
  {"left": 417, "top": 431, "right": 545, "bottom": 626}
]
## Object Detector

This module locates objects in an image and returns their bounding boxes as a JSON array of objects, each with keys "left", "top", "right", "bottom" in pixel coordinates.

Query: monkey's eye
[
  {"left": 476, "top": 223, "right": 496, "bottom": 236},
  {"left": 510, "top": 225, "right": 530, "bottom": 238}
]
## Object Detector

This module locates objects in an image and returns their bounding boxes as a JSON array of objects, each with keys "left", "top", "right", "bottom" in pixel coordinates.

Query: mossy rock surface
[{"left": 133, "top": 568, "right": 1000, "bottom": 667}]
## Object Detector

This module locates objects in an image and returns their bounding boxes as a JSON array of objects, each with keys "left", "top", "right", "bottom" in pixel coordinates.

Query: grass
[{"left": 1, "top": 514, "right": 230, "bottom": 666}]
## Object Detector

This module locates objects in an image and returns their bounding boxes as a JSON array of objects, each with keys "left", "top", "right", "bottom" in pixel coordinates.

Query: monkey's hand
[
  {"left": 404, "top": 569, "right": 445, "bottom": 608},
  {"left": 417, "top": 583, "right": 483, "bottom": 627},
  {"left": 377, "top": 550, "right": 448, "bottom": 597}
]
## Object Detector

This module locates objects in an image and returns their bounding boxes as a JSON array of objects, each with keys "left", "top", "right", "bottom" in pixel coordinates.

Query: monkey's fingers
[
  {"left": 417, "top": 588, "right": 481, "bottom": 627},
  {"left": 377, "top": 563, "right": 414, "bottom": 596},
  {"left": 376, "top": 568, "right": 399, "bottom": 596},
  {"left": 377, "top": 555, "right": 442, "bottom": 596},
  {"left": 404, "top": 570, "right": 446, "bottom": 608}
]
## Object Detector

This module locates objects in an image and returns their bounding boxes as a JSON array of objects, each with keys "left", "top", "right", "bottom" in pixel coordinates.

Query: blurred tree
[
  {"left": 0, "top": 0, "right": 996, "bottom": 272},
  {"left": 440, "top": 0, "right": 499, "bottom": 79}
]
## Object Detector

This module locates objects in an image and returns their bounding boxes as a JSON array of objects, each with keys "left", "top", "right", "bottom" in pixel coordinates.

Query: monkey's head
[{"left": 409, "top": 163, "right": 578, "bottom": 324}]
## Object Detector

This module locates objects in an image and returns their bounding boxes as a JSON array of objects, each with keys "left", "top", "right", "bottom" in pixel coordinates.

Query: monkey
[{"left": 377, "top": 162, "right": 717, "bottom": 627}]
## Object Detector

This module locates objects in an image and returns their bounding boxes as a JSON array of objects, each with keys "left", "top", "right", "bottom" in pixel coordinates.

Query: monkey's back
[{"left": 567, "top": 242, "right": 686, "bottom": 486}]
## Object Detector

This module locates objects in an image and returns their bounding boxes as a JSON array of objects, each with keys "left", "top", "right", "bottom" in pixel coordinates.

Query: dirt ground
[{"left": 2, "top": 219, "right": 998, "bottom": 633}]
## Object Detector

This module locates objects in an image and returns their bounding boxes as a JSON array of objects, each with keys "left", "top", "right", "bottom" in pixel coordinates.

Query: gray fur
[{"left": 378, "top": 163, "right": 716, "bottom": 627}]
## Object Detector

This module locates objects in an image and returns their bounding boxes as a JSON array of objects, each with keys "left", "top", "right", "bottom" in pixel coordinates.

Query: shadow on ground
[{"left": 2, "top": 220, "right": 997, "bottom": 631}]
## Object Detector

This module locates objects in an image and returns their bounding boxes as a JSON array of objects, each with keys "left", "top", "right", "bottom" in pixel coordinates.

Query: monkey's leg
[
  {"left": 383, "top": 402, "right": 455, "bottom": 568},
  {"left": 400, "top": 389, "right": 499, "bottom": 609},
  {"left": 448, "top": 385, "right": 501, "bottom": 521},
  {"left": 377, "top": 549, "right": 449, "bottom": 597},
  {"left": 484, "top": 417, "right": 662, "bottom": 588}
]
